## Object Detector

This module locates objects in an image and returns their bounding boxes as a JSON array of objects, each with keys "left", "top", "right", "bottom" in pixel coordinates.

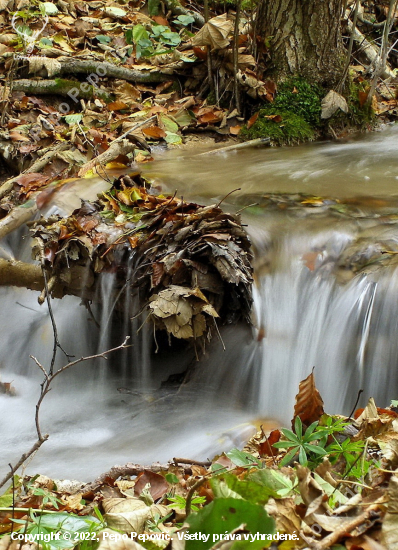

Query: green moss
[
  {"left": 241, "top": 108, "right": 315, "bottom": 145},
  {"left": 272, "top": 77, "right": 323, "bottom": 126}
]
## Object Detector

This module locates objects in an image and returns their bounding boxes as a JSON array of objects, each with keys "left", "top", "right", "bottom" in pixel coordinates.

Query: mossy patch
[
  {"left": 241, "top": 109, "right": 315, "bottom": 145},
  {"left": 271, "top": 77, "right": 323, "bottom": 126},
  {"left": 242, "top": 77, "right": 322, "bottom": 144}
]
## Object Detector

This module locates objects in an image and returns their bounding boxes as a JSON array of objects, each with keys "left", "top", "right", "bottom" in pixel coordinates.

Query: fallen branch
[
  {"left": 311, "top": 502, "right": 383, "bottom": 550},
  {"left": 12, "top": 78, "right": 111, "bottom": 102},
  {"left": 0, "top": 258, "right": 94, "bottom": 300},
  {"left": 345, "top": 11, "right": 395, "bottom": 79},
  {"left": 78, "top": 138, "right": 136, "bottom": 177},
  {"left": 0, "top": 142, "right": 69, "bottom": 199},
  {"left": 46, "top": 58, "right": 174, "bottom": 84}
]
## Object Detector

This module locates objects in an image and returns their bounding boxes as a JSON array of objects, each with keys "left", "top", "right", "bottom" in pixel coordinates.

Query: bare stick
[
  {"left": 233, "top": 1, "right": 242, "bottom": 113},
  {"left": 0, "top": 337, "right": 129, "bottom": 490}
]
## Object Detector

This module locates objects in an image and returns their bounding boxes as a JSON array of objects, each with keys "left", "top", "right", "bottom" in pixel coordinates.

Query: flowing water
[{"left": 2, "top": 125, "right": 398, "bottom": 480}]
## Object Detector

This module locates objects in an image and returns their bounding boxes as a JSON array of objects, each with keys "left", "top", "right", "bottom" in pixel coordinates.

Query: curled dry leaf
[
  {"left": 192, "top": 14, "right": 233, "bottom": 50},
  {"left": 293, "top": 371, "right": 324, "bottom": 428}
]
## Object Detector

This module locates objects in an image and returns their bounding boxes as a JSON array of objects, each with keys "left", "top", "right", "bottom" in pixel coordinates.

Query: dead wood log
[
  {"left": 0, "top": 258, "right": 94, "bottom": 300},
  {"left": 29, "top": 58, "right": 175, "bottom": 84},
  {"left": 12, "top": 78, "right": 111, "bottom": 101}
]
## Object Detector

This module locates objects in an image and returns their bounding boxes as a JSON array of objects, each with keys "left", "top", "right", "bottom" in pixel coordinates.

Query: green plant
[
  {"left": 126, "top": 23, "right": 181, "bottom": 59},
  {"left": 25, "top": 481, "right": 62, "bottom": 509},
  {"left": 273, "top": 417, "right": 328, "bottom": 467},
  {"left": 326, "top": 437, "right": 365, "bottom": 467},
  {"left": 168, "top": 494, "right": 206, "bottom": 512}
]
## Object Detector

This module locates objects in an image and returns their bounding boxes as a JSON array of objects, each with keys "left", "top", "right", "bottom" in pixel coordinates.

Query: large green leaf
[
  {"left": 185, "top": 498, "right": 275, "bottom": 550},
  {"left": 211, "top": 473, "right": 272, "bottom": 504}
]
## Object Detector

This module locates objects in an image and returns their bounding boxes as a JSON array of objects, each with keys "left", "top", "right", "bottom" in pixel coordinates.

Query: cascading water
[{"left": 2, "top": 125, "right": 398, "bottom": 480}]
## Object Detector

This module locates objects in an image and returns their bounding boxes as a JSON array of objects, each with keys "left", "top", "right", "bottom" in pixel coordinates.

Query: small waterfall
[
  {"left": 3, "top": 128, "right": 398, "bottom": 479},
  {"left": 248, "top": 210, "right": 398, "bottom": 423}
]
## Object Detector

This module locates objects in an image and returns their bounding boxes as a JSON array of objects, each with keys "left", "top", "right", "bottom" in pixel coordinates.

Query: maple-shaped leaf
[{"left": 293, "top": 370, "right": 324, "bottom": 429}]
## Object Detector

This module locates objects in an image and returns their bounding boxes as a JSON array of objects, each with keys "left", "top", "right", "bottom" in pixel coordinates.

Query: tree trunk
[{"left": 256, "top": 0, "right": 344, "bottom": 86}]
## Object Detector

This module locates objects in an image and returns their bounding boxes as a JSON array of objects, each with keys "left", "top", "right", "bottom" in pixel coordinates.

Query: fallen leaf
[
  {"left": 321, "top": 90, "right": 349, "bottom": 119},
  {"left": 229, "top": 125, "right": 241, "bottom": 135},
  {"left": 107, "top": 101, "right": 129, "bottom": 111},
  {"left": 247, "top": 112, "right": 259, "bottom": 129},
  {"left": 192, "top": 14, "right": 233, "bottom": 50},
  {"left": 142, "top": 126, "right": 166, "bottom": 139},
  {"left": 293, "top": 371, "right": 324, "bottom": 428},
  {"left": 259, "top": 429, "right": 281, "bottom": 457},
  {"left": 134, "top": 470, "right": 169, "bottom": 500},
  {"left": 103, "top": 497, "right": 168, "bottom": 534}
]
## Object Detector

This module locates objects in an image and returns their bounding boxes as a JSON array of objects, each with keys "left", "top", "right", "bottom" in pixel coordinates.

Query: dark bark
[{"left": 256, "top": 0, "right": 344, "bottom": 85}]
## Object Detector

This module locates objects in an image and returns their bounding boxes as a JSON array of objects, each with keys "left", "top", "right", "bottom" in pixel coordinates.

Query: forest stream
[{"left": 2, "top": 125, "right": 398, "bottom": 481}]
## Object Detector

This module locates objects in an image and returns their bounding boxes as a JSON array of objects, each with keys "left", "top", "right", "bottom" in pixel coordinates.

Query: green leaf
[
  {"left": 125, "top": 29, "right": 133, "bottom": 44},
  {"left": 211, "top": 474, "right": 271, "bottom": 504},
  {"left": 299, "top": 446, "right": 307, "bottom": 466},
  {"left": 133, "top": 24, "right": 150, "bottom": 44},
  {"left": 225, "top": 448, "right": 260, "bottom": 467},
  {"left": 39, "top": 2, "right": 59, "bottom": 15},
  {"left": 280, "top": 428, "right": 300, "bottom": 444},
  {"left": 64, "top": 113, "right": 83, "bottom": 125},
  {"left": 165, "top": 473, "right": 179, "bottom": 484},
  {"left": 185, "top": 498, "right": 275, "bottom": 550},
  {"left": 391, "top": 400, "right": 398, "bottom": 407},
  {"left": 159, "top": 114, "right": 179, "bottom": 133},
  {"left": 279, "top": 447, "right": 299, "bottom": 467},
  {"left": 39, "top": 37, "right": 53, "bottom": 46},
  {"left": 294, "top": 416, "right": 303, "bottom": 439},
  {"left": 304, "top": 421, "right": 319, "bottom": 438},
  {"left": 248, "top": 469, "right": 296, "bottom": 498},
  {"left": 305, "top": 444, "right": 327, "bottom": 456},
  {"left": 96, "top": 34, "right": 111, "bottom": 44},
  {"left": 164, "top": 132, "right": 182, "bottom": 145},
  {"left": 273, "top": 441, "right": 294, "bottom": 449},
  {"left": 174, "top": 14, "right": 195, "bottom": 26},
  {"left": 148, "top": 0, "right": 161, "bottom": 16}
]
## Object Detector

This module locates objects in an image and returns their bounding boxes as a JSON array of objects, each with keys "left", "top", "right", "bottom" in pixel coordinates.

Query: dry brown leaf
[
  {"left": 229, "top": 125, "right": 241, "bottom": 135},
  {"left": 247, "top": 112, "right": 259, "bottom": 129},
  {"left": 107, "top": 101, "right": 129, "bottom": 111},
  {"left": 142, "top": 126, "right": 166, "bottom": 139},
  {"left": 293, "top": 371, "right": 324, "bottom": 428},
  {"left": 133, "top": 470, "right": 168, "bottom": 500},
  {"left": 192, "top": 14, "right": 233, "bottom": 50}
]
